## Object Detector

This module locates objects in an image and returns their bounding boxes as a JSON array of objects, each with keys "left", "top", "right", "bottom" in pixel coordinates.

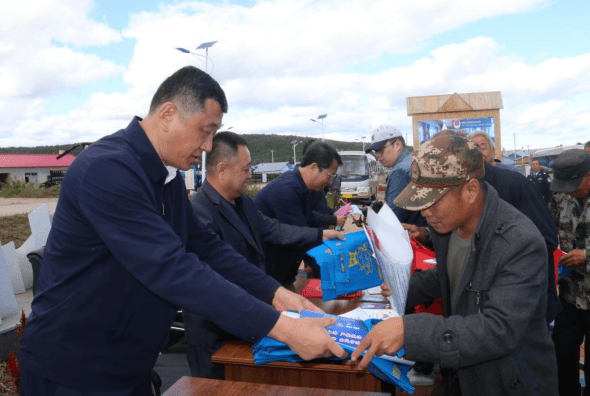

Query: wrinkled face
[
  {"left": 421, "top": 187, "right": 469, "bottom": 234},
  {"left": 569, "top": 173, "right": 590, "bottom": 200},
  {"left": 310, "top": 159, "right": 339, "bottom": 191},
  {"left": 225, "top": 145, "right": 253, "bottom": 199},
  {"left": 532, "top": 161, "right": 541, "bottom": 173},
  {"left": 374, "top": 139, "right": 401, "bottom": 168},
  {"left": 471, "top": 136, "right": 494, "bottom": 165},
  {"left": 163, "top": 99, "right": 223, "bottom": 170}
]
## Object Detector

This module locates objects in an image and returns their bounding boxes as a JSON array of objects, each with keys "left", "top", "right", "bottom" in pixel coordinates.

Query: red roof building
[{"left": 0, "top": 154, "right": 76, "bottom": 184}]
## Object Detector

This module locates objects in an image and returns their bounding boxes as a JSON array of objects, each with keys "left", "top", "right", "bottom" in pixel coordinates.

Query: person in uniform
[{"left": 528, "top": 159, "right": 552, "bottom": 205}]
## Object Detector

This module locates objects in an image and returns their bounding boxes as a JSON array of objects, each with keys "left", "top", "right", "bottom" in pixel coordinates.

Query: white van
[{"left": 337, "top": 151, "right": 379, "bottom": 200}]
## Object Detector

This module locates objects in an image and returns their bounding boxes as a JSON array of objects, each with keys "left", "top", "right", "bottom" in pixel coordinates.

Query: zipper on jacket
[{"left": 476, "top": 292, "right": 481, "bottom": 313}]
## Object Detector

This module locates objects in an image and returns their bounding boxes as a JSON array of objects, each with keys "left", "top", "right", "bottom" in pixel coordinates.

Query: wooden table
[
  {"left": 162, "top": 376, "right": 390, "bottom": 396},
  {"left": 211, "top": 279, "right": 389, "bottom": 393}
]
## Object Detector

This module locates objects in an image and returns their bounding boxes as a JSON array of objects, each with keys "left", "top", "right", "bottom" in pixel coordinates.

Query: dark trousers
[
  {"left": 553, "top": 297, "right": 590, "bottom": 396},
  {"left": 186, "top": 344, "right": 226, "bottom": 379},
  {"left": 183, "top": 310, "right": 239, "bottom": 379},
  {"left": 20, "top": 367, "right": 152, "bottom": 396}
]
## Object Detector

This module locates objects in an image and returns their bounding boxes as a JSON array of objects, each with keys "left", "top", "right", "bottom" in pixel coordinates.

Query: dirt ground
[{"left": 0, "top": 198, "right": 59, "bottom": 206}]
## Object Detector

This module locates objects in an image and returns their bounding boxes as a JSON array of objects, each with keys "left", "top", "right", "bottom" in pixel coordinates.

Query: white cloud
[
  {"left": 7, "top": 0, "right": 590, "bottom": 151},
  {"left": 0, "top": 0, "right": 121, "bottom": 48}
]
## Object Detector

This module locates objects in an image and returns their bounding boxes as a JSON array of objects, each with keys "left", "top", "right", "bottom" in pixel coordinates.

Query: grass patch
[
  {"left": 0, "top": 360, "right": 18, "bottom": 395},
  {"left": 0, "top": 177, "right": 60, "bottom": 198},
  {"left": 0, "top": 214, "right": 32, "bottom": 249}
]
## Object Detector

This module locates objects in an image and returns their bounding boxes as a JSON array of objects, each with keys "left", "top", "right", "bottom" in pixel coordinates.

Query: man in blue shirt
[
  {"left": 254, "top": 141, "right": 342, "bottom": 285},
  {"left": 18, "top": 66, "right": 346, "bottom": 396},
  {"left": 366, "top": 125, "right": 425, "bottom": 225}
]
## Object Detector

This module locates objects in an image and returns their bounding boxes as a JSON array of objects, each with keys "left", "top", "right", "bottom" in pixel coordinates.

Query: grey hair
[{"left": 467, "top": 130, "right": 494, "bottom": 152}]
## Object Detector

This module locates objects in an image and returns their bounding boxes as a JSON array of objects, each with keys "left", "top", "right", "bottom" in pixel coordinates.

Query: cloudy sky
[{"left": 1, "top": 0, "right": 589, "bottom": 152}]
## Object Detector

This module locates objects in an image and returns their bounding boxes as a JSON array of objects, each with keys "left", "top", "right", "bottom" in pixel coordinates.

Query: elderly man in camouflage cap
[
  {"left": 549, "top": 149, "right": 590, "bottom": 396},
  {"left": 352, "top": 131, "right": 557, "bottom": 396}
]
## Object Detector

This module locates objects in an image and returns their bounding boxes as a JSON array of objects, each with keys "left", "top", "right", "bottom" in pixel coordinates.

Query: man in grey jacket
[{"left": 352, "top": 131, "right": 557, "bottom": 395}]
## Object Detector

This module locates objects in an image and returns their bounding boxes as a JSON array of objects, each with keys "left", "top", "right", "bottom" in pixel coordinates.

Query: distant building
[
  {"left": 251, "top": 162, "right": 293, "bottom": 182},
  {"left": 0, "top": 154, "right": 76, "bottom": 185},
  {"left": 252, "top": 162, "right": 293, "bottom": 175}
]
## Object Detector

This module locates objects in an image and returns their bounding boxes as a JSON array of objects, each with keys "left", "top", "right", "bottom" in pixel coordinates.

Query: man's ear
[
  {"left": 463, "top": 178, "right": 480, "bottom": 204},
  {"left": 216, "top": 161, "right": 228, "bottom": 175},
  {"left": 157, "top": 102, "right": 177, "bottom": 132}
]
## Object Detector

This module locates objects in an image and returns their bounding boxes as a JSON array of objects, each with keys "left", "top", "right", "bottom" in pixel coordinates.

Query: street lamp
[
  {"left": 291, "top": 140, "right": 302, "bottom": 164},
  {"left": 176, "top": 41, "right": 218, "bottom": 184},
  {"left": 310, "top": 114, "right": 328, "bottom": 141},
  {"left": 356, "top": 136, "right": 367, "bottom": 151},
  {"left": 176, "top": 40, "right": 218, "bottom": 74}
]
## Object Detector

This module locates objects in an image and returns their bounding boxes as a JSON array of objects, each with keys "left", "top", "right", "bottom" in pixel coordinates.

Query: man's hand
[
  {"left": 560, "top": 249, "right": 586, "bottom": 268},
  {"left": 402, "top": 223, "right": 427, "bottom": 240},
  {"left": 272, "top": 286, "right": 324, "bottom": 313},
  {"left": 350, "top": 317, "right": 405, "bottom": 370},
  {"left": 268, "top": 314, "right": 348, "bottom": 360},
  {"left": 380, "top": 282, "right": 391, "bottom": 298},
  {"left": 336, "top": 216, "right": 347, "bottom": 228},
  {"left": 322, "top": 230, "right": 346, "bottom": 241}
]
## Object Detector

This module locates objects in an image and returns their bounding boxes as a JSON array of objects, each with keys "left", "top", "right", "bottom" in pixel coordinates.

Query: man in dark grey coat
[
  {"left": 352, "top": 131, "right": 557, "bottom": 396},
  {"left": 185, "top": 131, "right": 344, "bottom": 378}
]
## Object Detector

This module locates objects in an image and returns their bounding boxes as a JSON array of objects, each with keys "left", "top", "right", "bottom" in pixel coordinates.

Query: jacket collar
[
  {"left": 392, "top": 149, "right": 411, "bottom": 168},
  {"left": 200, "top": 181, "right": 262, "bottom": 254},
  {"left": 122, "top": 117, "right": 169, "bottom": 184}
]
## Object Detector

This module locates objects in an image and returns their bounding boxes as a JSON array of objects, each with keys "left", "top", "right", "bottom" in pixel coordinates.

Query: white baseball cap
[{"left": 366, "top": 125, "right": 403, "bottom": 153}]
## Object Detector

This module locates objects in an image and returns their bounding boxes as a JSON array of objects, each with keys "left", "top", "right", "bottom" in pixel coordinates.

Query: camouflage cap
[{"left": 394, "top": 130, "right": 485, "bottom": 211}]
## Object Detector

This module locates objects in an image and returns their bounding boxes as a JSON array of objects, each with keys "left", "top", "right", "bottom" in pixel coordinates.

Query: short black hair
[
  {"left": 389, "top": 136, "right": 406, "bottom": 149},
  {"left": 148, "top": 66, "right": 228, "bottom": 116},
  {"left": 302, "top": 139, "right": 317, "bottom": 156},
  {"left": 585, "top": 141, "right": 590, "bottom": 149},
  {"left": 300, "top": 141, "right": 342, "bottom": 169},
  {"left": 206, "top": 131, "right": 249, "bottom": 174}
]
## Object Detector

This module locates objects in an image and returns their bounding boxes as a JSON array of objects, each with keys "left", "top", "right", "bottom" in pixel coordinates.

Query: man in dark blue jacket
[
  {"left": 254, "top": 141, "right": 342, "bottom": 285},
  {"left": 17, "top": 66, "right": 346, "bottom": 396},
  {"left": 186, "top": 132, "right": 345, "bottom": 378}
]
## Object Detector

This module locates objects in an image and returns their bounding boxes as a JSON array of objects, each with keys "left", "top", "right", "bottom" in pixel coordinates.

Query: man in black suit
[{"left": 184, "top": 131, "right": 344, "bottom": 378}]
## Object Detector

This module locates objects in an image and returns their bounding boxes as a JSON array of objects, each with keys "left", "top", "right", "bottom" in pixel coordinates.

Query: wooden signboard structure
[{"left": 407, "top": 91, "right": 503, "bottom": 159}]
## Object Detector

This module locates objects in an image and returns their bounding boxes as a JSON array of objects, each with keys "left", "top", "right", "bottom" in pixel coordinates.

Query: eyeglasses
[
  {"left": 319, "top": 167, "right": 337, "bottom": 180},
  {"left": 373, "top": 143, "right": 392, "bottom": 155}
]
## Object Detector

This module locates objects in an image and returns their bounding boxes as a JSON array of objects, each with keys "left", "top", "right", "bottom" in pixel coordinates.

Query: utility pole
[
  {"left": 291, "top": 140, "right": 301, "bottom": 164},
  {"left": 513, "top": 133, "right": 516, "bottom": 163},
  {"left": 270, "top": 149, "right": 274, "bottom": 163}
]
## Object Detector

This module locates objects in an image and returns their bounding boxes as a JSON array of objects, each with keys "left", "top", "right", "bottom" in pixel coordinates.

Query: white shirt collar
[{"left": 165, "top": 166, "right": 177, "bottom": 184}]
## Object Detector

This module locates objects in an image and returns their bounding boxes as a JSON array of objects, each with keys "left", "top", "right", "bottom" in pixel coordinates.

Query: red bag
[{"left": 410, "top": 239, "right": 444, "bottom": 316}]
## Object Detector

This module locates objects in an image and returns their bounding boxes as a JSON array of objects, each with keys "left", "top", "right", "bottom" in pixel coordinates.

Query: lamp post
[
  {"left": 356, "top": 136, "right": 367, "bottom": 151},
  {"left": 310, "top": 114, "right": 328, "bottom": 141},
  {"left": 176, "top": 41, "right": 218, "bottom": 184},
  {"left": 176, "top": 40, "right": 218, "bottom": 74},
  {"left": 291, "top": 140, "right": 302, "bottom": 164}
]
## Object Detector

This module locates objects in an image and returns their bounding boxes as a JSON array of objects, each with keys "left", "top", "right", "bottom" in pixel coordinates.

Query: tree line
[{"left": 0, "top": 134, "right": 367, "bottom": 165}]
